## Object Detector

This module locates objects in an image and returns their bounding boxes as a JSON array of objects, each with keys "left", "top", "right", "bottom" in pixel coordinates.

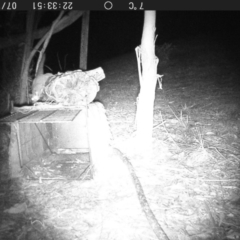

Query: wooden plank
[
  {"left": 0, "top": 109, "right": 83, "bottom": 123},
  {"left": 18, "top": 111, "right": 55, "bottom": 123},
  {"left": 0, "top": 111, "right": 37, "bottom": 123},
  {"left": 43, "top": 110, "right": 81, "bottom": 122}
]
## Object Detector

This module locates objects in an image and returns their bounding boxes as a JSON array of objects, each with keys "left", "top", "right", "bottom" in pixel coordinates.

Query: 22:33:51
[{"left": 33, "top": 2, "right": 73, "bottom": 10}]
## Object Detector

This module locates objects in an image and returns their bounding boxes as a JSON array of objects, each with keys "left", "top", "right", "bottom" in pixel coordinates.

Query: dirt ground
[{"left": 0, "top": 35, "right": 240, "bottom": 240}]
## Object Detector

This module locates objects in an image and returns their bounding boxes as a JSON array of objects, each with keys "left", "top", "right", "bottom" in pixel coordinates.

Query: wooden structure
[
  {"left": 80, "top": 11, "right": 90, "bottom": 70},
  {"left": 0, "top": 106, "right": 90, "bottom": 179}
]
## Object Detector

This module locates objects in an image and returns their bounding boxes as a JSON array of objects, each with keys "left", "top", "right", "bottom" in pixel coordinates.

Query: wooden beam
[{"left": 80, "top": 11, "right": 90, "bottom": 70}]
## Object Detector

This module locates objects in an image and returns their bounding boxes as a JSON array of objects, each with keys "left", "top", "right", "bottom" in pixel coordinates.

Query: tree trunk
[
  {"left": 135, "top": 11, "right": 157, "bottom": 156},
  {"left": 19, "top": 11, "right": 35, "bottom": 105},
  {"left": 1, "top": 12, "right": 26, "bottom": 104}
]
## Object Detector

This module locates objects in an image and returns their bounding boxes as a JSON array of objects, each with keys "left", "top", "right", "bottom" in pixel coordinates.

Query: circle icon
[{"left": 104, "top": 1, "right": 113, "bottom": 10}]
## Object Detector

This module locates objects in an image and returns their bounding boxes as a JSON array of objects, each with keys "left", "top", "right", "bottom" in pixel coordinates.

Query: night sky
[{"left": 35, "top": 11, "right": 240, "bottom": 72}]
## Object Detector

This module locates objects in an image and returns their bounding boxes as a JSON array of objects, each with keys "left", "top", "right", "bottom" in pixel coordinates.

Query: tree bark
[{"left": 135, "top": 11, "right": 157, "bottom": 156}]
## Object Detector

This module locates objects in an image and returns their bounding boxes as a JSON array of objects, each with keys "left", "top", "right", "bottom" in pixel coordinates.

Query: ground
[{"left": 0, "top": 34, "right": 240, "bottom": 240}]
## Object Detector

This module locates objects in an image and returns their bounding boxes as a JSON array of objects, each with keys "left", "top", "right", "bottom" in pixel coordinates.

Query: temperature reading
[{"left": 129, "top": 2, "right": 144, "bottom": 10}]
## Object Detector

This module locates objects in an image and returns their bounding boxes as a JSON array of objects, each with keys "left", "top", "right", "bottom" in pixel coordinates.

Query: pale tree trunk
[{"left": 135, "top": 11, "right": 157, "bottom": 156}]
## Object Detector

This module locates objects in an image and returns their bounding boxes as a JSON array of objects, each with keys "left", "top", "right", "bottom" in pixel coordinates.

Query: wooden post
[{"left": 80, "top": 11, "right": 90, "bottom": 70}]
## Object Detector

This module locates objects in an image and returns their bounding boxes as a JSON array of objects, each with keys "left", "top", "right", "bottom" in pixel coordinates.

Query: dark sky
[{"left": 41, "top": 11, "right": 240, "bottom": 72}]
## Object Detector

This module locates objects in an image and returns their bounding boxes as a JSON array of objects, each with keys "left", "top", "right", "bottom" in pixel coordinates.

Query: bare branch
[
  {"left": 35, "top": 11, "right": 64, "bottom": 76},
  {"left": 0, "top": 11, "right": 84, "bottom": 50}
]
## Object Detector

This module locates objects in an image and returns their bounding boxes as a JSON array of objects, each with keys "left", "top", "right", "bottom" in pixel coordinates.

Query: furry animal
[{"left": 31, "top": 73, "right": 53, "bottom": 102}]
